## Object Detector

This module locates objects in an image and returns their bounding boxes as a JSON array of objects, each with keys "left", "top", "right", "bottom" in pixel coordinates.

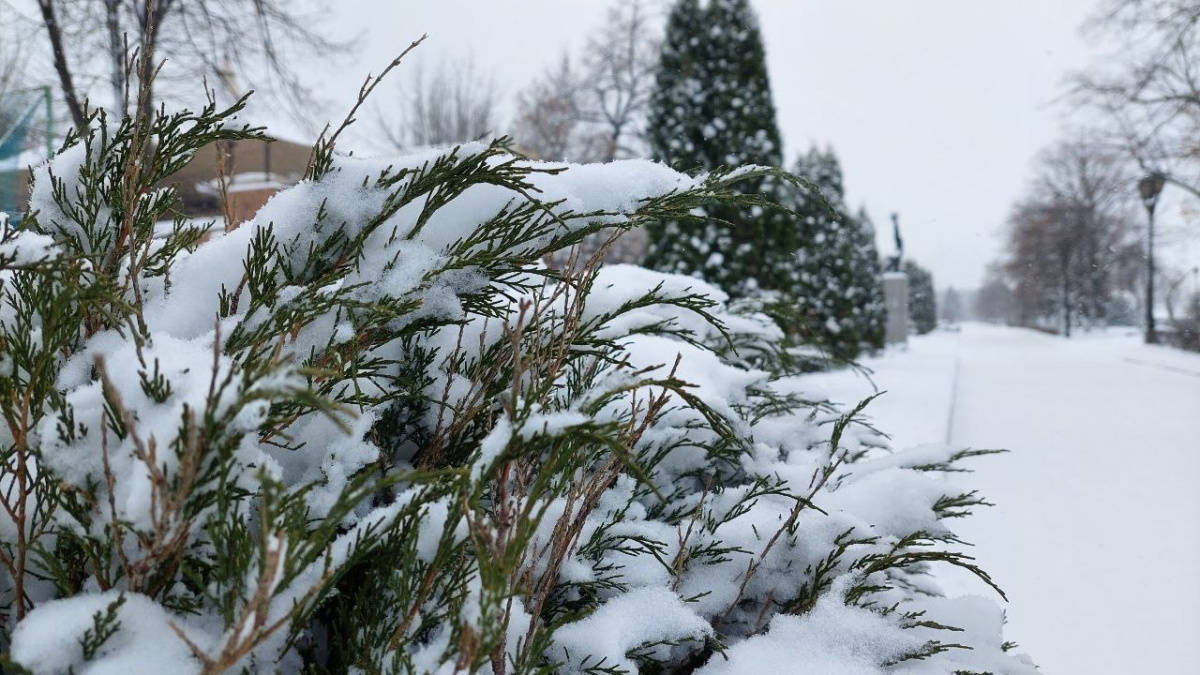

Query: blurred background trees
[
  {"left": 580, "top": 0, "right": 660, "bottom": 161},
  {"left": 513, "top": 55, "right": 594, "bottom": 162},
  {"left": 2, "top": 0, "right": 919, "bottom": 361},
  {"left": 377, "top": 57, "right": 498, "bottom": 150},
  {"left": 942, "top": 287, "right": 963, "bottom": 324},
  {"left": 28, "top": 0, "right": 340, "bottom": 131},
  {"left": 1002, "top": 138, "right": 1136, "bottom": 336},
  {"left": 513, "top": 0, "right": 659, "bottom": 162},
  {"left": 974, "top": 265, "right": 1017, "bottom": 325},
  {"left": 980, "top": 0, "right": 1200, "bottom": 347}
]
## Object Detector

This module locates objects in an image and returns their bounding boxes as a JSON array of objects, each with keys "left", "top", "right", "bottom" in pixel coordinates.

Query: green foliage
[{"left": 79, "top": 594, "right": 127, "bottom": 661}]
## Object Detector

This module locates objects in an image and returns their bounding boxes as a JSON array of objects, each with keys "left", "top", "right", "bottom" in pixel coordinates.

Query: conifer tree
[
  {"left": 906, "top": 259, "right": 938, "bottom": 334},
  {"left": 643, "top": 0, "right": 791, "bottom": 297},
  {"left": 851, "top": 207, "right": 888, "bottom": 349},
  {"left": 645, "top": 0, "right": 707, "bottom": 171},
  {"left": 789, "top": 147, "right": 886, "bottom": 359}
]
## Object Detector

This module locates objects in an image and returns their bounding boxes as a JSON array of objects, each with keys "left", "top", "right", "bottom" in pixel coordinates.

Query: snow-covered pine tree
[
  {"left": 700, "top": 0, "right": 782, "bottom": 169},
  {"left": 643, "top": 0, "right": 793, "bottom": 298},
  {"left": 906, "top": 258, "right": 938, "bottom": 334},
  {"left": 788, "top": 147, "right": 886, "bottom": 359},
  {"left": 789, "top": 147, "right": 845, "bottom": 352},
  {"left": 644, "top": 0, "right": 708, "bottom": 172}
]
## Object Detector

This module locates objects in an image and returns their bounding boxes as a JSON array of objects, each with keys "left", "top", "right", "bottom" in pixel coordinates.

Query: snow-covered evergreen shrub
[{"left": 0, "top": 96, "right": 1036, "bottom": 675}]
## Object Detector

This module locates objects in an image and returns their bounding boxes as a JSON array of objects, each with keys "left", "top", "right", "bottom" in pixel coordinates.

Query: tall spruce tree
[
  {"left": 789, "top": 147, "right": 886, "bottom": 359},
  {"left": 905, "top": 259, "right": 938, "bottom": 334},
  {"left": 644, "top": 0, "right": 790, "bottom": 297}
]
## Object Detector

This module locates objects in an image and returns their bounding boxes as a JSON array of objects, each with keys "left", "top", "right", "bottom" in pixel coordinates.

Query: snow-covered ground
[{"left": 807, "top": 323, "right": 1200, "bottom": 674}]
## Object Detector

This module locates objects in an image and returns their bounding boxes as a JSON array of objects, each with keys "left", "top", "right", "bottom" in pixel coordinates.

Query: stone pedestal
[{"left": 884, "top": 271, "right": 909, "bottom": 344}]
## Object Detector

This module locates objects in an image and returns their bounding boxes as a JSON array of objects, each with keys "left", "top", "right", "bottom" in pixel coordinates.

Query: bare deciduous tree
[
  {"left": 1075, "top": 0, "right": 1200, "bottom": 198},
  {"left": 513, "top": 54, "right": 595, "bottom": 161},
  {"left": 1004, "top": 138, "right": 1137, "bottom": 336},
  {"left": 580, "top": 0, "right": 660, "bottom": 161},
  {"left": 32, "top": 0, "right": 341, "bottom": 131},
  {"left": 513, "top": 0, "right": 659, "bottom": 163},
  {"left": 377, "top": 57, "right": 498, "bottom": 150}
]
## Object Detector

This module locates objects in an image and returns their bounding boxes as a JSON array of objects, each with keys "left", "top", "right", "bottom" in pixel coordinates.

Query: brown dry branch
[
  {"left": 671, "top": 476, "right": 713, "bottom": 591},
  {"left": 94, "top": 355, "right": 197, "bottom": 594},
  {"left": 306, "top": 35, "right": 428, "bottom": 181},
  {"left": 0, "top": 340, "right": 55, "bottom": 620},
  {"left": 170, "top": 533, "right": 332, "bottom": 675},
  {"left": 504, "top": 254, "right": 682, "bottom": 667},
  {"left": 100, "top": 420, "right": 133, "bottom": 589}
]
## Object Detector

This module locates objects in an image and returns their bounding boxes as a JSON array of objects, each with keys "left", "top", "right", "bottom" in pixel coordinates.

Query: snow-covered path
[{"left": 807, "top": 324, "right": 1200, "bottom": 674}]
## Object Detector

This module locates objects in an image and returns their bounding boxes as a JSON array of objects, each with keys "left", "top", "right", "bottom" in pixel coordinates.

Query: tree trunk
[
  {"left": 104, "top": 0, "right": 126, "bottom": 116},
  {"left": 1061, "top": 248, "right": 1073, "bottom": 338},
  {"left": 36, "top": 0, "right": 87, "bottom": 132},
  {"left": 133, "top": 0, "right": 173, "bottom": 141}
]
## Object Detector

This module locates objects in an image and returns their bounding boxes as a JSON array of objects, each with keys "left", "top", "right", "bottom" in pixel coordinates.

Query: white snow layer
[
  {"left": 11, "top": 592, "right": 207, "bottom": 675},
  {"left": 815, "top": 324, "right": 1200, "bottom": 674}
]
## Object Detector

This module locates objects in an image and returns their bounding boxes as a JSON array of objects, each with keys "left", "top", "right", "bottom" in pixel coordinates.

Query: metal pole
[{"left": 1145, "top": 201, "right": 1158, "bottom": 344}]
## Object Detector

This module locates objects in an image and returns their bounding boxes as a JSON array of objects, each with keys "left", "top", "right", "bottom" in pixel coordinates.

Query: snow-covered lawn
[{"left": 808, "top": 323, "right": 1200, "bottom": 674}]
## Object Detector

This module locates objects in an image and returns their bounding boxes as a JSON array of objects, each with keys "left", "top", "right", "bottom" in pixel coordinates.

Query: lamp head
[{"left": 1138, "top": 172, "right": 1167, "bottom": 207}]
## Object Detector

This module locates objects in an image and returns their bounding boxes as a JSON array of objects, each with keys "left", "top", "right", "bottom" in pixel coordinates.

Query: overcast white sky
[{"left": 315, "top": 0, "right": 1107, "bottom": 290}]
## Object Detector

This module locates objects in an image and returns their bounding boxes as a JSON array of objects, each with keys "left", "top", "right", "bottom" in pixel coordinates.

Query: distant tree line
[
  {"left": 988, "top": 138, "right": 1141, "bottom": 337},
  {"left": 984, "top": 0, "right": 1200, "bottom": 348}
]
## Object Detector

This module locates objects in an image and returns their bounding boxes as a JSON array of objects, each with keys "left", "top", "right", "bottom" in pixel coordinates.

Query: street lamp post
[{"left": 1138, "top": 173, "right": 1167, "bottom": 344}]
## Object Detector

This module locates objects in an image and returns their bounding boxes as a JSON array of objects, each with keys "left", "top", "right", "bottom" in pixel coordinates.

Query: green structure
[{"left": 0, "top": 87, "right": 51, "bottom": 218}]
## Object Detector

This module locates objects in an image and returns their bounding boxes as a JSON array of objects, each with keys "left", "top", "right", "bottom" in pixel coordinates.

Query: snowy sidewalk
[
  {"left": 802, "top": 330, "right": 964, "bottom": 449},
  {"left": 810, "top": 324, "right": 1200, "bottom": 674}
]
